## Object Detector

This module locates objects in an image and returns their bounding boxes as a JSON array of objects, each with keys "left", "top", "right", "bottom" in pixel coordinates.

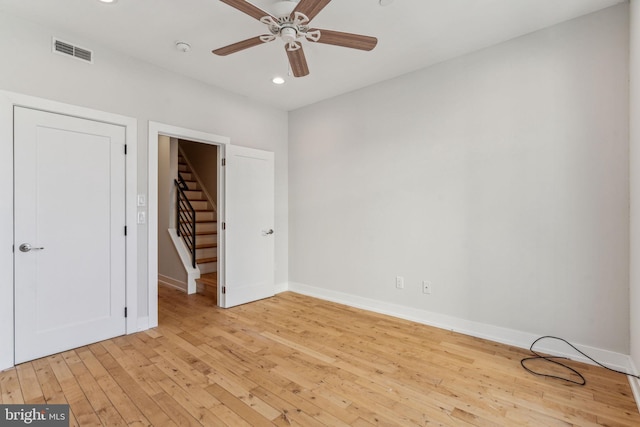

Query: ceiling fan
[{"left": 212, "top": 0, "right": 378, "bottom": 77}]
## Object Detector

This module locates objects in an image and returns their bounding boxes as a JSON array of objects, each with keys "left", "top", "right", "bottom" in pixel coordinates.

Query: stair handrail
[
  {"left": 174, "top": 173, "right": 196, "bottom": 268},
  {"left": 176, "top": 172, "right": 189, "bottom": 191}
]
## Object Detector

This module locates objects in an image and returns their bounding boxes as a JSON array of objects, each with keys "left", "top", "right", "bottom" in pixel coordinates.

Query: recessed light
[
  {"left": 379, "top": 0, "right": 395, "bottom": 6},
  {"left": 272, "top": 77, "right": 285, "bottom": 85},
  {"left": 98, "top": 0, "right": 118, "bottom": 3}
]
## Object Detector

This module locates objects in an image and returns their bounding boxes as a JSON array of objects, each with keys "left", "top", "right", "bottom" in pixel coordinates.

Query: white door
[
  {"left": 14, "top": 107, "right": 127, "bottom": 364},
  {"left": 222, "top": 145, "right": 275, "bottom": 308}
]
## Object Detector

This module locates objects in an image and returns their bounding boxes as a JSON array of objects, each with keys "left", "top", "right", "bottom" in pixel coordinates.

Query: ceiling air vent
[{"left": 52, "top": 38, "right": 93, "bottom": 63}]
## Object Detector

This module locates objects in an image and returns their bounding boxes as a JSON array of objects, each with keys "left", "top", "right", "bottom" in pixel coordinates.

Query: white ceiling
[{"left": 0, "top": 0, "right": 626, "bottom": 110}]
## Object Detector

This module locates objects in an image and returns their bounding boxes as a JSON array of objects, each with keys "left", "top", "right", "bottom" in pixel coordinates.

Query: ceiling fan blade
[
  {"left": 310, "top": 29, "right": 378, "bottom": 51},
  {"left": 292, "top": 0, "right": 332, "bottom": 22},
  {"left": 285, "top": 45, "right": 310, "bottom": 77},
  {"left": 212, "top": 35, "right": 272, "bottom": 56},
  {"left": 220, "top": 0, "right": 276, "bottom": 21}
]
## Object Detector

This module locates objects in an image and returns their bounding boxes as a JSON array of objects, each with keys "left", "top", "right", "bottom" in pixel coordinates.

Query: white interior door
[
  {"left": 14, "top": 107, "right": 127, "bottom": 364},
  {"left": 223, "top": 145, "right": 275, "bottom": 308}
]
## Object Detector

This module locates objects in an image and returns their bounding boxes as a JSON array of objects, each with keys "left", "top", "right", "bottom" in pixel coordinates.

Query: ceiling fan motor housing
[{"left": 280, "top": 26, "right": 298, "bottom": 43}]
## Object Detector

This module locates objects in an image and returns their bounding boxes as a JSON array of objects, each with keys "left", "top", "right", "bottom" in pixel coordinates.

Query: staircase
[{"left": 178, "top": 154, "right": 217, "bottom": 274}]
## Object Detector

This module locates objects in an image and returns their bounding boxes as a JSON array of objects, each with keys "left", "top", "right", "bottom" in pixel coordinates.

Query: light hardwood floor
[{"left": 1, "top": 285, "right": 639, "bottom": 426}]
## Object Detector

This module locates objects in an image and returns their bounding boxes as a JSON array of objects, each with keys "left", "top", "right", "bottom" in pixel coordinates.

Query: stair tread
[
  {"left": 196, "top": 230, "right": 217, "bottom": 235},
  {"left": 197, "top": 256, "right": 218, "bottom": 264},
  {"left": 196, "top": 273, "right": 217, "bottom": 286},
  {"left": 196, "top": 276, "right": 218, "bottom": 287},
  {"left": 196, "top": 243, "right": 217, "bottom": 249},
  {"left": 196, "top": 219, "right": 217, "bottom": 223}
]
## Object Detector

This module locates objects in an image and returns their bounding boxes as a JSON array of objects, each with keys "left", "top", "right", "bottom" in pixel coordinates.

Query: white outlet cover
[{"left": 422, "top": 281, "right": 432, "bottom": 294}]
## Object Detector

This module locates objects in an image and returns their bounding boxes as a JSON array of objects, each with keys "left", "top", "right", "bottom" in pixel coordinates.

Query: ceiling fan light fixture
[{"left": 280, "top": 27, "right": 298, "bottom": 44}]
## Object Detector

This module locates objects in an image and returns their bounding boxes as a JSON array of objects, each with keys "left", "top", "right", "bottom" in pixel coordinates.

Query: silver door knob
[{"left": 19, "top": 243, "right": 44, "bottom": 252}]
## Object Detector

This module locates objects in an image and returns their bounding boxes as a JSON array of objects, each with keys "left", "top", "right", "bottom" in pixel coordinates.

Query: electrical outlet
[
  {"left": 396, "top": 276, "right": 404, "bottom": 289},
  {"left": 422, "top": 281, "right": 432, "bottom": 294}
]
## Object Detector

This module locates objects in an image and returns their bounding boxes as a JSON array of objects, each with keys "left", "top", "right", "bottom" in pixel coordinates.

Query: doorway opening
[
  {"left": 148, "top": 122, "right": 229, "bottom": 329},
  {"left": 157, "top": 136, "right": 219, "bottom": 302}
]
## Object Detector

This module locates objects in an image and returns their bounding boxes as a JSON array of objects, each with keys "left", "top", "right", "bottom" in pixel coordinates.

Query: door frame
[
  {"left": 0, "top": 90, "right": 138, "bottom": 371},
  {"left": 148, "top": 122, "right": 229, "bottom": 327}
]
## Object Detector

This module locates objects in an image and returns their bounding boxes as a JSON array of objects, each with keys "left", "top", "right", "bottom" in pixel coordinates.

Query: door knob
[
  {"left": 262, "top": 229, "right": 274, "bottom": 236},
  {"left": 19, "top": 243, "right": 45, "bottom": 252}
]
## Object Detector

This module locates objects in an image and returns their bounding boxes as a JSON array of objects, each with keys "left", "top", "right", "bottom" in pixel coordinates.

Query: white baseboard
[
  {"left": 158, "top": 274, "right": 187, "bottom": 292},
  {"left": 287, "top": 281, "right": 633, "bottom": 373},
  {"left": 274, "top": 281, "right": 288, "bottom": 294},
  {"left": 630, "top": 358, "right": 640, "bottom": 414}
]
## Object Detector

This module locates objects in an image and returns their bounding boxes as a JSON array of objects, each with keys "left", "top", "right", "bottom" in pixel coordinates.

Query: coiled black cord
[{"left": 520, "top": 335, "right": 640, "bottom": 385}]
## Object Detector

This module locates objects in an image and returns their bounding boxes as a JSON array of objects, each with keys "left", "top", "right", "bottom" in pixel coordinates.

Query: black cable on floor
[{"left": 520, "top": 335, "right": 640, "bottom": 385}]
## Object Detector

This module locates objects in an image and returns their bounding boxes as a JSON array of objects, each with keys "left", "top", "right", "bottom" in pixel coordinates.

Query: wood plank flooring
[{"left": 1, "top": 285, "right": 639, "bottom": 426}]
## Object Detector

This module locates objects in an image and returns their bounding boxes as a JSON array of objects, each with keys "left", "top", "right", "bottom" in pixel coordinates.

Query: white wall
[
  {"left": 0, "top": 12, "right": 288, "bottom": 318},
  {"left": 289, "top": 5, "right": 630, "bottom": 353},
  {"left": 630, "top": 0, "right": 640, "bottom": 386}
]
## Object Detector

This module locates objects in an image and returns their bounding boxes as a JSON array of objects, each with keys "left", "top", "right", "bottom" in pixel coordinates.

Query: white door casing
[
  {"left": 222, "top": 145, "right": 275, "bottom": 308},
  {"left": 14, "top": 107, "right": 127, "bottom": 363}
]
